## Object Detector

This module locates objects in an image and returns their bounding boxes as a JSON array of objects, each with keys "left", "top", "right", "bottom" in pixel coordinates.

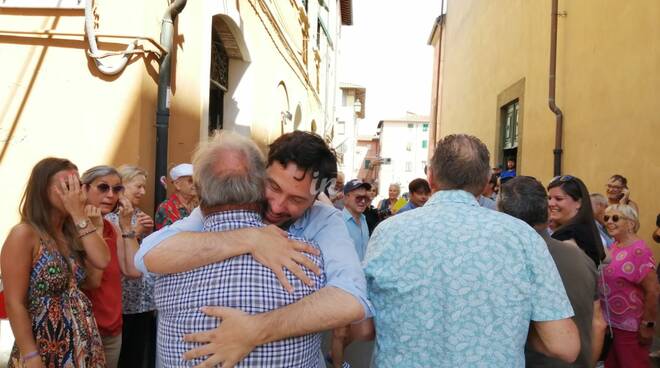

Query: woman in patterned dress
[
  {"left": 1, "top": 158, "right": 110, "bottom": 367},
  {"left": 112, "top": 165, "right": 157, "bottom": 368},
  {"left": 600, "top": 204, "right": 659, "bottom": 367}
]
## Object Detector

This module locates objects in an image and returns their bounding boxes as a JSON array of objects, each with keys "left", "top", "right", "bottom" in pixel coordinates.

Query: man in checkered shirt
[{"left": 155, "top": 132, "right": 326, "bottom": 367}]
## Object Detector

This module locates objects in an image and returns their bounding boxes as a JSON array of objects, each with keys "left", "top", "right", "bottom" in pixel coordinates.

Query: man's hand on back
[
  {"left": 246, "top": 225, "right": 321, "bottom": 293},
  {"left": 183, "top": 307, "right": 261, "bottom": 368}
]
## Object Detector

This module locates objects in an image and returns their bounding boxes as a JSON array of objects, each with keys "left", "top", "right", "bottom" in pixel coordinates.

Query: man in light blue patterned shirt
[{"left": 363, "top": 134, "right": 580, "bottom": 367}]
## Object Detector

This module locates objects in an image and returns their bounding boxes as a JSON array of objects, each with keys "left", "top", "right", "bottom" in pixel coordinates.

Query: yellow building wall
[
  {"left": 0, "top": 0, "right": 333, "bottom": 242},
  {"left": 436, "top": 0, "right": 660, "bottom": 250}
]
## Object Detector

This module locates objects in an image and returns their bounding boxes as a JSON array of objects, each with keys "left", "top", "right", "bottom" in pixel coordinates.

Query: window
[
  {"left": 421, "top": 140, "right": 428, "bottom": 149},
  {"left": 501, "top": 100, "right": 520, "bottom": 165},
  {"left": 405, "top": 161, "right": 412, "bottom": 172},
  {"left": 336, "top": 121, "right": 345, "bottom": 135},
  {"left": 422, "top": 123, "right": 429, "bottom": 132},
  {"left": 407, "top": 123, "right": 414, "bottom": 129},
  {"left": 406, "top": 142, "right": 412, "bottom": 151},
  {"left": 502, "top": 100, "right": 519, "bottom": 149},
  {"left": 364, "top": 160, "right": 371, "bottom": 169}
]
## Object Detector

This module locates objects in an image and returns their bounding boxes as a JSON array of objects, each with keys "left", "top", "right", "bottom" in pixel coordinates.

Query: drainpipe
[
  {"left": 548, "top": 0, "right": 563, "bottom": 177},
  {"left": 155, "top": 0, "right": 188, "bottom": 210}
]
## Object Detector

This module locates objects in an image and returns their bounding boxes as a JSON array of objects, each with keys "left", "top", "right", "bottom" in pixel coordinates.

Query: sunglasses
[
  {"left": 604, "top": 214, "right": 626, "bottom": 223},
  {"left": 96, "top": 183, "right": 124, "bottom": 194},
  {"left": 354, "top": 195, "right": 369, "bottom": 203},
  {"left": 550, "top": 175, "right": 575, "bottom": 185}
]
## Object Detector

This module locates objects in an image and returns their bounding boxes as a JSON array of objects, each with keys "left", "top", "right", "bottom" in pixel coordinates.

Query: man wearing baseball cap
[{"left": 342, "top": 179, "right": 372, "bottom": 262}]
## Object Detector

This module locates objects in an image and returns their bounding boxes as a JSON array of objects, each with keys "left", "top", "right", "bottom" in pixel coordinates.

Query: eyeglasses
[
  {"left": 96, "top": 183, "right": 124, "bottom": 194},
  {"left": 550, "top": 175, "right": 575, "bottom": 185},
  {"left": 604, "top": 214, "right": 627, "bottom": 223},
  {"left": 606, "top": 184, "right": 624, "bottom": 191}
]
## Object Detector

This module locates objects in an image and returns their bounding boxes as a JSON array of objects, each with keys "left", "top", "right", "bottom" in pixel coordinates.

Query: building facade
[
  {"left": 332, "top": 82, "right": 365, "bottom": 179},
  {"left": 0, "top": 0, "right": 352, "bottom": 240},
  {"left": 429, "top": 0, "right": 660, "bottom": 248},
  {"left": 376, "top": 114, "right": 430, "bottom": 198}
]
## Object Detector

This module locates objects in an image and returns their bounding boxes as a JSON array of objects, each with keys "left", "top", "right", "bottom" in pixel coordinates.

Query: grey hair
[
  {"left": 430, "top": 134, "right": 491, "bottom": 195},
  {"left": 498, "top": 176, "right": 548, "bottom": 227},
  {"left": 192, "top": 131, "right": 265, "bottom": 207},
  {"left": 118, "top": 165, "right": 148, "bottom": 183},
  {"left": 389, "top": 183, "right": 401, "bottom": 190},
  {"left": 590, "top": 193, "right": 608, "bottom": 207},
  {"left": 606, "top": 204, "right": 640, "bottom": 233},
  {"left": 81, "top": 165, "right": 121, "bottom": 185}
]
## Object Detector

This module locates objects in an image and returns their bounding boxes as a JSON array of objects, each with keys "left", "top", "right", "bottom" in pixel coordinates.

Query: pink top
[{"left": 600, "top": 239, "right": 656, "bottom": 331}]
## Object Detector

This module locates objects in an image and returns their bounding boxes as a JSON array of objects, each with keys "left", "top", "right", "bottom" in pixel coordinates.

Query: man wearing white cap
[{"left": 154, "top": 163, "right": 198, "bottom": 230}]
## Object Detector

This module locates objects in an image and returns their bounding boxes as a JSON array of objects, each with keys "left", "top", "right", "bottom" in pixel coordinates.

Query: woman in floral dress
[{"left": 1, "top": 157, "right": 109, "bottom": 367}]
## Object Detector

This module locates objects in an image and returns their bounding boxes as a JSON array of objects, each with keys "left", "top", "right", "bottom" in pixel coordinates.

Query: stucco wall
[
  {"left": 436, "top": 0, "right": 660, "bottom": 249},
  {"left": 0, "top": 0, "right": 342, "bottom": 241}
]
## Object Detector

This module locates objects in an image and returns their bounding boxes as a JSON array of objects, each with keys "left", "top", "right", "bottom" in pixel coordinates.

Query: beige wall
[
  {"left": 0, "top": 0, "right": 343, "bottom": 242},
  {"left": 435, "top": 0, "right": 660, "bottom": 250}
]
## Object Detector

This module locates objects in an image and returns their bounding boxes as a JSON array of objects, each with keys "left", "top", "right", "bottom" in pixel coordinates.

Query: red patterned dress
[{"left": 8, "top": 239, "right": 105, "bottom": 367}]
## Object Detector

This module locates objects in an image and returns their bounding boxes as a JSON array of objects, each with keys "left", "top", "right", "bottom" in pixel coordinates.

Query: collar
[
  {"left": 342, "top": 207, "right": 364, "bottom": 223},
  {"left": 203, "top": 210, "right": 263, "bottom": 231},
  {"left": 425, "top": 190, "right": 480, "bottom": 207}
]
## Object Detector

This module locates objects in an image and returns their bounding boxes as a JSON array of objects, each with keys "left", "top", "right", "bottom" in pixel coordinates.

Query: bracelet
[
  {"left": 78, "top": 226, "right": 98, "bottom": 239},
  {"left": 122, "top": 230, "right": 136, "bottom": 239},
  {"left": 21, "top": 350, "right": 39, "bottom": 363}
]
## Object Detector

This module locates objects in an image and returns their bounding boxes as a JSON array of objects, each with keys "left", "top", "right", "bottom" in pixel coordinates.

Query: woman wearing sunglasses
[
  {"left": 547, "top": 175, "right": 605, "bottom": 266},
  {"left": 600, "top": 204, "right": 658, "bottom": 367},
  {"left": 1, "top": 158, "right": 108, "bottom": 367},
  {"left": 80, "top": 166, "right": 142, "bottom": 368}
]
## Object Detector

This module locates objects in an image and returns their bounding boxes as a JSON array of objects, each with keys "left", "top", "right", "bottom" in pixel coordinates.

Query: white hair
[{"left": 192, "top": 131, "right": 265, "bottom": 207}]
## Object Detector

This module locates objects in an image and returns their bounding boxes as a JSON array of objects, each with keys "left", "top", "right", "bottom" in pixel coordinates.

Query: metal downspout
[
  {"left": 548, "top": 0, "right": 563, "bottom": 177},
  {"left": 155, "top": 0, "right": 188, "bottom": 210}
]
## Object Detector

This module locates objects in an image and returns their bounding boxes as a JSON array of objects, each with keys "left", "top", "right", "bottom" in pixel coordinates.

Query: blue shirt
[
  {"left": 342, "top": 208, "right": 370, "bottom": 262},
  {"left": 396, "top": 201, "right": 417, "bottom": 214},
  {"left": 156, "top": 211, "right": 325, "bottom": 367},
  {"left": 364, "top": 190, "right": 574, "bottom": 367},
  {"left": 136, "top": 201, "right": 374, "bottom": 317},
  {"left": 477, "top": 195, "right": 497, "bottom": 210},
  {"left": 595, "top": 220, "right": 614, "bottom": 249}
]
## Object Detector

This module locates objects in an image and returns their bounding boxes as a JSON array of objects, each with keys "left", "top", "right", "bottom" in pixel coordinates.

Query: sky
[{"left": 338, "top": 1, "right": 442, "bottom": 136}]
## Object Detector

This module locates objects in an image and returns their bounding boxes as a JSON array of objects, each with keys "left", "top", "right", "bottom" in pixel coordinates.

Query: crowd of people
[{"left": 1, "top": 130, "right": 659, "bottom": 368}]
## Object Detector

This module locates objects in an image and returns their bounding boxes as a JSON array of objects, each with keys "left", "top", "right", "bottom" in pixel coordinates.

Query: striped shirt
[{"left": 155, "top": 210, "right": 326, "bottom": 367}]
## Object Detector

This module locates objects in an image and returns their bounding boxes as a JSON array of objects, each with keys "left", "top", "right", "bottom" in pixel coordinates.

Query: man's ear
[{"left": 427, "top": 167, "right": 438, "bottom": 192}]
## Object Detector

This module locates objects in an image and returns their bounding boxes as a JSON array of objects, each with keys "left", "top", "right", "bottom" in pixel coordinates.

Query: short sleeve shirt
[
  {"left": 364, "top": 190, "right": 574, "bottom": 368},
  {"left": 600, "top": 240, "right": 656, "bottom": 331}
]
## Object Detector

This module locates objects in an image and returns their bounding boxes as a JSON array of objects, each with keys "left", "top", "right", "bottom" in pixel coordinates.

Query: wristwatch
[
  {"left": 641, "top": 320, "right": 656, "bottom": 328},
  {"left": 76, "top": 219, "right": 89, "bottom": 229}
]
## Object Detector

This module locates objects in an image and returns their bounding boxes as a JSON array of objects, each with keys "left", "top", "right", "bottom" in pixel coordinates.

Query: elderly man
[
  {"left": 342, "top": 179, "right": 371, "bottom": 261},
  {"left": 156, "top": 132, "right": 326, "bottom": 366},
  {"left": 363, "top": 134, "right": 579, "bottom": 367},
  {"left": 590, "top": 193, "right": 614, "bottom": 250},
  {"left": 499, "top": 176, "right": 607, "bottom": 367},
  {"left": 135, "top": 131, "right": 370, "bottom": 366}
]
